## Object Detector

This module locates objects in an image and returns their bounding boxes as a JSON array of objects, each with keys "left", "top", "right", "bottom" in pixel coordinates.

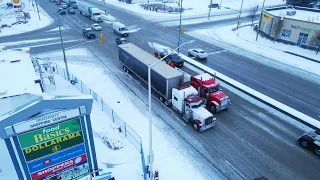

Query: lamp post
[
  {"left": 236, "top": 0, "right": 244, "bottom": 29},
  {"left": 177, "top": 0, "right": 183, "bottom": 53},
  {"left": 147, "top": 40, "right": 195, "bottom": 180},
  {"left": 256, "top": 0, "right": 266, "bottom": 41},
  {"left": 57, "top": 9, "right": 70, "bottom": 81}
]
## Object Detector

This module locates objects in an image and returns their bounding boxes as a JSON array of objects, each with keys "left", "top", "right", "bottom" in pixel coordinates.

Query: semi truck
[
  {"left": 64, "top": 0, "right": 77, "bottom": 8},
  {"left": 77, "top": 2, "right": 102, "bottom": 22},
  {"left": 297, "top": 130, "right": 320, "bottom": 156},
  {"left": 190, "top": 73, "right": 231, "bottom": 113},
  {"left": 118, "top": 43, "right": 216, "bottom": 132}
]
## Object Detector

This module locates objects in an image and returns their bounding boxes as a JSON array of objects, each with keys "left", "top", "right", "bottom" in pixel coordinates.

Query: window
[
  {"left": 281, "top": 29, "right": 291, "bottom": 40},
  {"left": 174, "top": 96, "right": 178, "bottom": 101}
]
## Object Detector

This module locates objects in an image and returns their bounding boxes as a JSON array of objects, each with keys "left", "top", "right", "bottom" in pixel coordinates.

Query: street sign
[{"left": 13, "top": 108, "right": 80, "bottom": 134}]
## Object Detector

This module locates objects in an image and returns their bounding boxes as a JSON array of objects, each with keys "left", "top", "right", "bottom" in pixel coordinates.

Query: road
[{"left": 1, "top": 1, "right": 320, "bottom": 179}]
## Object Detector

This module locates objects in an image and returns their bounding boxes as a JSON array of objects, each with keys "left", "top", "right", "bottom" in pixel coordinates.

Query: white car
[
  {"left": 188, "top": 48, "right": 208, "bottom": 59},
  {"left": 92, "top": 23, "right": 102, "bottom": 31},
  {"left": 61, "top": 3, "right": 68, "bottom": 9}
]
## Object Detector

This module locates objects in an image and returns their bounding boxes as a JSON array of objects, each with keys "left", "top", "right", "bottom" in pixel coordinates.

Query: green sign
[
  {"left": 18, "top": 118, "right": 82, "bottom": 149},
  {"left": 23, "top": 131, "right": 84, "bottom": 162}
]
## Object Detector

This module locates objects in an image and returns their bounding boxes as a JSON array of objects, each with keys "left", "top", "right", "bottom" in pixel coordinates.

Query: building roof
[
  {"left": 266, "top": 6, "right": 320, "bottom": 24},
  {"left": 0, "top": 49, "right": 42, "bottom": 99},
  {"left": 119, "top": 43, "right": 183, "bottom": 79}
]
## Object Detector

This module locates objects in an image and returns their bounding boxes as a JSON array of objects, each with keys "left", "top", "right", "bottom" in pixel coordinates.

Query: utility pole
[
  {"left": 35, "top": 0, "right": 41, "bottom": 21},
  {"left": 177, "top": 0, "right": 183, "bottom": 53},
  {"left": 256, "top": 0, "right": 266, "bottom": 41},
  {"left": 57, "top": 10, "right": 70, "bottom": 81},
  {"left": 219, "top": 0, "right": 222, "bottom": 10},
  {"left": 208, "top": 0, "right": 213, "bottom": 20},
  {"left": 236, "top": 0, "right": 243, "bottom": 29}
]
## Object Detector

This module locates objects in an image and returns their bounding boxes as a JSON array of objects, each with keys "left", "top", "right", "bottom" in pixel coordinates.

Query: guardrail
[{"left": 179, "top": 53, "right": 320, "bottom": 131}]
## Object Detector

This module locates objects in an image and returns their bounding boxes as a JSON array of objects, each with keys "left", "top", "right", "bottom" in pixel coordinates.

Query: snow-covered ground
[
  {"left": 36, "top": 48, "right": 209, "bottom": 180},
  {"left": 43, "top": 70, "right": 143, "bottom": 180},
  {"left": 98, "top": 0, "right": 284, "bottom": 22},
  {"left": 0, "top": 0, "right": 53, "bottom": 37},
  {"left": 187, "top": 22, "right": 320, "bottom": 84}
]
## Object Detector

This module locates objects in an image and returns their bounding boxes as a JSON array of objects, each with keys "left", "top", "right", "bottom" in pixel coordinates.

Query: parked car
[
  {"left": 82, "top": 28, "right": 96, "bottom": 39},
  {"left": 115, "top": 38, "right": 129, "bottom": 45},
  {"left": 188, "top": 48, "right": 208, "bottom": 59},
  {"left": 68, "top": 8, "right": 75, "bottom": 14},
  {"left": 91, "top": 23, "right": 102, "bottom": 31}
]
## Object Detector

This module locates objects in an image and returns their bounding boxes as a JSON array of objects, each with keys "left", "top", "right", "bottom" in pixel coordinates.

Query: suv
[
  {"left": 82, "top": 28, "right": 96, "bottom": 39},
  {"left": 297, "top": 130, "right": 320, "bottom": 156}
]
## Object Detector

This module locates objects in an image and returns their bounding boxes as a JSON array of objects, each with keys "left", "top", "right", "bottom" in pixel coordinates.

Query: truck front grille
[
  {"left": 221, "top": 99, "right": 228, "bottom": 107},
  {"left": 205, "top": 118, "right": 214, "bottom": 126}
]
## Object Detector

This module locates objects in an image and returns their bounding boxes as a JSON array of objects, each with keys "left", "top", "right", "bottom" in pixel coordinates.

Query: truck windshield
[
  {"left": 207, "top": 86, "right": 219, "bottom": 93},
  {"left": 93, "top": 13, "right": 101, "bottom": 16},
  {"left": 190, "top": 101, "right": 202, "bottom": 109}
]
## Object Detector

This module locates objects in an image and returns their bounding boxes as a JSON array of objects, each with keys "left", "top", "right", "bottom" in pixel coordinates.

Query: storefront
[{"left": 261, "top": 6, "right": 320, "bottom": 50}]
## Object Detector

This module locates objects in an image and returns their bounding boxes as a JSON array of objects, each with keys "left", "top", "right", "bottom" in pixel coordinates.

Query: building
[
  {"left": 259, "top": 6, "right": 320, "bottom": 50},
  {"left": 0, "top": 48, "right": 43, "bottom": 99}
]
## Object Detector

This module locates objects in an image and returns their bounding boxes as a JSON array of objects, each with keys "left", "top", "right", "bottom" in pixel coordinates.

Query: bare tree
[
  {"left": 248, "top": 5, "right": 259, "bottom": 27},
  {"left": 311, "top": 31, "right": 320, "bottom": 54}
]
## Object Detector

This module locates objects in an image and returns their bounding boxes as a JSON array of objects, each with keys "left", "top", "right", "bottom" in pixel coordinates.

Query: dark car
[
  {"left": 116, "top": 38, "right": 129, "bottom": 45},
  {"left": 159, "top": 51, "right": 184, "bottom": 68},
  {"left": 59, "top": 10, "right": 66, "bottom": 15},
  {"left": 82, "top": 28, "right": 96, "bottom": 39},
  {"left": 68, "top": 8, "right": 75, "bottom": 14}
]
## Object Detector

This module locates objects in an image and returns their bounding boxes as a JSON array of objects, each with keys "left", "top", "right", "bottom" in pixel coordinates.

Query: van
[{"left": 113, "top": 22, "right": 129, "bottom": 37}]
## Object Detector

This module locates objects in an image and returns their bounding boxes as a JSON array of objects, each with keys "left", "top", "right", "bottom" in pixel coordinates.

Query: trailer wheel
[
  {"left": 193, "top": 122, "right": 200, "bottom": 132},
  {"left": 300, "top": 139, "right": 310, "bottom": 148},
  {"left": 210, "top": 104, "right": 217, "bottom": 113},
  {"left": 159, "top": 96, "right": 164, "bottom": 102},
  {"left": 79, "top": 11, "right": 82, "bottom": 14},
  {"left": 164, "top": 100, "right": 170, "bottom": 106},
  {"left": 315, "top": 147, "right": 320, "bottom": 156}
]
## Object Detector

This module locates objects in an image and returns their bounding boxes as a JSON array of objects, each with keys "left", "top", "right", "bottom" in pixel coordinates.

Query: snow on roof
[
  {"left": 267, "top": 8, "right": 320, "bottom": 23},
  {"left": 0, "top": 50, "right": 42, "bottom": 99}
]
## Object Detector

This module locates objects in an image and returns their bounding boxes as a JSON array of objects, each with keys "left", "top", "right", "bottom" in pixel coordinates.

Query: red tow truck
[{"left": 190, "top": 73, "right": 231, "bottom": 113}]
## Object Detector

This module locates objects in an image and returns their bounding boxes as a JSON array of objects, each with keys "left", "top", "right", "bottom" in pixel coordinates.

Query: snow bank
[{"left": 0, "top": 0, "right": 53, "bottom": 37}]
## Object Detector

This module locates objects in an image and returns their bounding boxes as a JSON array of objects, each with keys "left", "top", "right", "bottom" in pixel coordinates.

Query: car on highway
[
  {"left": 68, "top": 8, "right": 75, "bottom": 14},
  {"left": 188, "top": 48, "right": 208, "bottom": 59},
  {"left": 92, "top": 23, "right": 102, "bottom": 31},
  {"left": 59, "top": 10, "right": 66, "bottom": 15},
  {"left": 82, "top": 28, "right": 96, "bottom": 39},
  {"left": 115, "top": 38, "right": 129, "bottom": 45},
  {"left": 297, "top": 130, "right": 320, "bottom": 156},
  {"left": 61, "top": 3, "right": 68, "bottom": 9}
]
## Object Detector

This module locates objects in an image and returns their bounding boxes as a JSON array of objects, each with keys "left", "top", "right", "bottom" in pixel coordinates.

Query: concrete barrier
[{"left": 179, "top": 53, "right": 320, "bottom": 131}]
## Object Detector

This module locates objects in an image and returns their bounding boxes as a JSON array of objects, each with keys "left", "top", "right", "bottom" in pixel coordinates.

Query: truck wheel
[
  {"left": 80, "top": 11, "right": 82, "bottom": 14},
  {"left": 300, "top": 139, "right": 310, "bottom": 148},
  {"left": 123, "top": 65, "right": 128, "bottom": 73},
  {"left": 159, "top": 96, "right": 164, "bottom": 102},
  {"left": 188, "top": 52, "right": 191, "bottom": 56},
  {"left": 210, "top": 104, "right": 217, "bottom": 113},
  {"left": 164, "top": 100, "right": 170, "bottom": 106},
  {"left": 193, "top": 122, "right": 200, "bottom": 132},
  {"left": 315, "top": 147, "right": 320, "bottom": 156}
]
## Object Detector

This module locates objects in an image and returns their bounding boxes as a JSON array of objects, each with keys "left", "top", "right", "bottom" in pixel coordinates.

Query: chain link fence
[{"left": 54, "top": 63, "right": 142, "bottom": 151}]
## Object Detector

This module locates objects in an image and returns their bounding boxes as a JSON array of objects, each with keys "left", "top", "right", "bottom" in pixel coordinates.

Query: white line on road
[
  {"left": 171, "top": 112, "right": 187, "bottom": 126},
  {"left": 225, "top": 160, "right": 247, "bottom": 180},
  {"left": 209, "top": 49, "right": 228, "bottom": 55}
]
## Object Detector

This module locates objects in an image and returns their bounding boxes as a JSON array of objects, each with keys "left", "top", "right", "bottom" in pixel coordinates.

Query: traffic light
[
  {"left": 180, "top": 26, "right": 184, "bottom": 34},
  {"left": 164, "top": 25, "right": 166, "bottom": 32},
  {"left": 100, "top": 33, "right": 104, "bottom": 44}
]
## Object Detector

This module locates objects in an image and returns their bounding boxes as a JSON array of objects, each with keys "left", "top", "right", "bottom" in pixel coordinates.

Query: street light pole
[
  {"left": 177, "top": 0, "right": 183, "bottom": 53},
  {"left": 236, "top": 0, "right": 243, "bottom": 29},
  {"left": 208, "top": 0, "right": 213, "bottom": 20},
  {"left": 256, "top": 0, "right": 266, "bottom": 41},
  {"left": 147, "top": 40, "right": 195, "bottom": 180},
  {"left": 57, "top": 10, "right": 70, "bottom": 81}
]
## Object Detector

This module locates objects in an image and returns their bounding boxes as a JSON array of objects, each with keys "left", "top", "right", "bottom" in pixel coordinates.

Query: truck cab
[
  {"left": 172, "top": 85, "right": 216, "bottom": 132},
  {"left": 89, "top": 8, "right": 102, "bottom": 22},
  {"left": 155, "top": 50, "right": 184, "bottom": 68},
  {"left": 190, "top": 73, "right": 231, "bottom": 113},
  {"left": 297, "top": 130, "right": 320, "bottom": 156}
]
